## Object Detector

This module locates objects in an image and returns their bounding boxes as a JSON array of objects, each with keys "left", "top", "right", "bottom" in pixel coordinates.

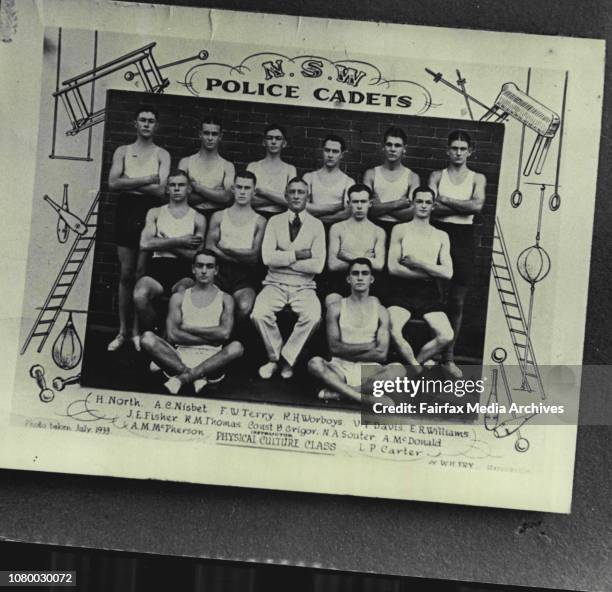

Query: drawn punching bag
[{"left": 52, "top": 312, "right": 82, "bottom": 370}]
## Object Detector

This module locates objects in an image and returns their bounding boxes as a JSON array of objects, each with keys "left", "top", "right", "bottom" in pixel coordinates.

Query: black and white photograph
[{"left": 80, "top": 90, "right": 503, "bottom": 408}]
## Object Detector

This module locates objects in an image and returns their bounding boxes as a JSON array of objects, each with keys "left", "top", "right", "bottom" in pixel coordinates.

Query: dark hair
[
  {"left": 383, "top": 126, "right": 407, "bottom": 144},
  {"left": 412, "top": 185, "right": 436, "bottom": 201},
  {"left": 286, "top": 176, "right": 308, "bottom": 190},
  {"left": 264, "top": 124, "right": 288, "bottom": 139},
  {"left": 201, "top": 116, "right": 223, "bottom": 130},
  {"left": 192, "top": 248, "right": 217, "bottom": 265},
  {"left": 347, "top": 183, "right": 373, "bottom": 201},
  {"left": 134, "top": 106, "right": 159, "bottom": 121},
  {"left": 348, "top": 257, "right": 373, "bottom": 273},
  {"left": 167, "top": 168, "right": 190, "bottom": 183},
  {"left": 234, "top": 170, "right": 257, "bottom": 185},
  {"left": 322, "top": 134, "right": 346, "bottom": 152},
  {"left": 448, "top": 130, "right": 473, "bottom": 148}
]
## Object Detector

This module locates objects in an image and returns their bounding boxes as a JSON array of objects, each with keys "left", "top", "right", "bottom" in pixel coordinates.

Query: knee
[
  {"left": 133, "top": 284, "right": 152, "bottom": 307},
  {"left": 226, "top": 341, "right": 244, "bottom": 358},
  {"left": 237, "top": 298, "right": 254, "bottom": 318},
  {"left": 140, "top": 331, "right": 157, "bottom": 352},
  {"left": 307, "top": 356, "right": 325, "bottom": 375},
  {"left": 437, "top": 327, "right": 454, "bottom": 346},
  {"left": 299, "top": 303, "right": 321, "bottom": 325}
]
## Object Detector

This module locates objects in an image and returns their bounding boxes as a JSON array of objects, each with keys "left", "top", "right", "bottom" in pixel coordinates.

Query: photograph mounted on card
[{"left": 1, "top": 5, "right": 604, "bottom": 513}]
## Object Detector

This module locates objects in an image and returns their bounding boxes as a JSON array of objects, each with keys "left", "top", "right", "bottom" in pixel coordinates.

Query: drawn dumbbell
[
  {"left": 52, "top": 373, "right": 81, "bottom": 391},
  {"left": 29, "top": 364, "right": 54, "bottom": 403}
]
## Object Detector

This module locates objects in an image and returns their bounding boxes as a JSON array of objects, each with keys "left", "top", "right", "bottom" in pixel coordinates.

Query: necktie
[{"left": 289, "top": 213, "right": 302, "bottom": 241}]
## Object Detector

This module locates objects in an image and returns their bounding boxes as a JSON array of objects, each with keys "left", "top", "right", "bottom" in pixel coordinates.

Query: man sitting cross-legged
[
  {"left": 141, "top": 249, "right": 244, "bottom": 395},
  {"left": 386, "top": 186, "right": 454, "bottom": 373},
  {"left": 308, "top": 258, "right": 405, "bottom": 405}
]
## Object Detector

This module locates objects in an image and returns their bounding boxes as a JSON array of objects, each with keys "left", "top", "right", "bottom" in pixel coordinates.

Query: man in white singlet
[
  {"left": 141, "top": 249, "right": 243, "bottom": 395},
  {"left": 134, "top": 169, "right": 206, "bottom": 334},
  {"left": 429, "top": 130, "right": 487, "bottom": 378},
  {"left": 206, "top": 171, "right": 267, "bottom": 320},
  {"left": 308, "top": 258, "right": 405, "bottom": 405},
  {"left": 325, "top": 184, "right": 386, "bottom": 307},
  {"left": 363, "top": 126, "right": 420, "bottom": 237},
  {"left": 107, "top": 106, "right": 171, "bottom": 352},
  {"left": 386, "top": 186, "right": 454, "bottom": 373},
  {"left": 247, "top": 124, "right": 297, "bottom": 218},
  {"left": 303, "top": 135, "right": 354, "bottom": 224},
  {"left": 178, "top": 116, "right": 235, "bottom": 217}
]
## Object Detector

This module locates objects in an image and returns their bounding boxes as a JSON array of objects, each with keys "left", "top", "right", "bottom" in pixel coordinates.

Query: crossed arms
[
  {"left": 108, "top": 145, "right": 170, "bottom": 199},
  {"left": 166, "top": 291, "right": 234, "bottom": 346},
  {"left": 327, "top": 300, "right": 390, "bottom": 363},
  {"left": 387, "top": 226, "right": 453, "bottom": 280},
  {"left": 140, "top": 208, "right": 206, "bottom": 260}
]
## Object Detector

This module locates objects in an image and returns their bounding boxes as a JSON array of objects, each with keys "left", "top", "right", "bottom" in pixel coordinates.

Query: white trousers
[{"left": 251, "top": 283, "right": 321, "bottom": 367}]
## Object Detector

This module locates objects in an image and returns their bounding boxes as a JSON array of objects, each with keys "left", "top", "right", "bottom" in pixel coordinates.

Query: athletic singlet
[
  {"left": 187, "top": 154, "right": 229, "bottom": 211},
  {"left": 339, "top": 298, "right": 378, "bottom": 344},
  {"left": 123, "top": 145, "right": 161, "bottom": 191},
  {"left": 372, "top": 165, "right": 412, "bottom": 222},
  {"left": 436, "top": 168, "right": 475, "bottom": 225},
  {"left": 399, "top": 224, "right": 445, "bottom": 267},
  {"left": 337, "top": 220, "right": 378, "bottom": 257},
  {"left": 247, "top": 160, "right": 296, "bottom": 213},
  {"left": 153, "top": 205, "right": 197, "bottom": 259},
  {"left": 219, "top": 209, "right": 257, "bottom": 249},
  {"left": 304, "top": 170, "right": 353, "bottom": 207},
  {"left": 181, "top": 288, "right": 223, "bottom": 328}
]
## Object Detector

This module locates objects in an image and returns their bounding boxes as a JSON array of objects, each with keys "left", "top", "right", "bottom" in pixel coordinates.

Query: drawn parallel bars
[
  {"left": 54, "top": 43, "right": 167, "bottom": 136},
  {"left": 491, "top": 219, "right": 545, "bottom": 398},
  {"left": 20, "top": 193, "right": 100, "bottom": 355}
]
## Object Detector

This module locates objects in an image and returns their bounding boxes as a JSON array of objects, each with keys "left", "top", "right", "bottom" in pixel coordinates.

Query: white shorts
[
  {"left": 329, "top": 357, "right": 363, "bottom": 388},
  {"left": 176, "top": 344, "right": 222, "bottom": 369}
]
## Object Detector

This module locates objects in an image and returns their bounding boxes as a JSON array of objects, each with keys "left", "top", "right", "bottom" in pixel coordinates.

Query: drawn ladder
[
  {"left": 491, "top": 218, "right": 545, "bottom": 398},
  {"left": 20, "top": 192, "right": 100, "bottom": 355}
]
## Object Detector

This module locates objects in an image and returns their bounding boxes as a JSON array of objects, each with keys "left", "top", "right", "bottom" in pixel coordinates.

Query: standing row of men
[{"left": 104, "top": 106, "right": 487, "bottom": 399}]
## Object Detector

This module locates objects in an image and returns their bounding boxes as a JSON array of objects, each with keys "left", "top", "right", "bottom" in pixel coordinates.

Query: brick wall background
[{"left": 87, "top": 89, "right": 504, "bottom": 361}]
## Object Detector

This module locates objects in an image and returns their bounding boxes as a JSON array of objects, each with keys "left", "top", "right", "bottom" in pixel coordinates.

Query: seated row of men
[
  {"left": 122, "top": 169, "right": 455, "bottom": 399},
  {"left": 141, "top": 248, "right": 403, "bottom": 404}
]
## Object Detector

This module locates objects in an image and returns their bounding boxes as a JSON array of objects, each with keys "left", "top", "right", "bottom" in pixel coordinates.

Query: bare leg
[
  {"left": 132, "top": 251, "right": 149, "bottom": 339},
  {"left": 308, "top": 357, "right": 400, "bottom": 406},
  {"left": 175, "top": 341, "right": 244, "bottom": 386},
  {"left": 233, "top": 287, "right": 256, "bottom": 321},
  {"left": 388, "top": 306, "right": 421, "bottom": 371},
  {"left": 444, "top": 284, "right": 468, "bottom": 362},
  {"left": 116, "top": 246, "right": 138, "bottom": 338},
  {"left": 140, "top": 331, "right": 186, "bottom": 375},
  {"left": 307, "top": 357, "right": 363, "bottom": 403},
  {"left": 133, "top": 276, "right": 164, "bottom": 333},
  {"left": 418, "top": 312, "right": 454, "bottom": 364},
  {"left": 359, "top": 362, "right": 407, "bottom": 405}
]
